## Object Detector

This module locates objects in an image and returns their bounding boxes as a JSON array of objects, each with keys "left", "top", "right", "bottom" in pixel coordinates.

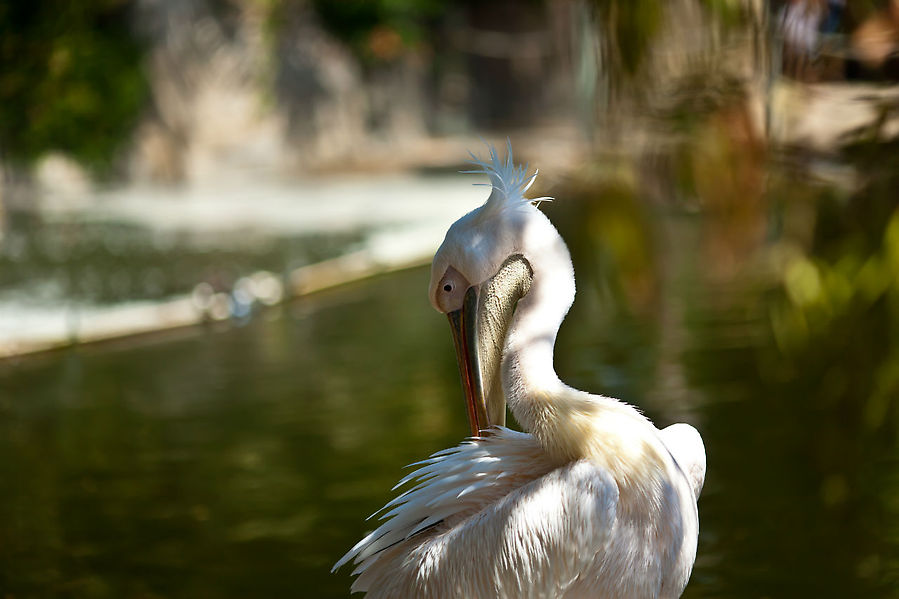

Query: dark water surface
[
  {"left": 2, "top": 192, "right": 898, "bottom": 597},
  {"left": 0, "top": 269, "right": 466, "bottom": 597}
]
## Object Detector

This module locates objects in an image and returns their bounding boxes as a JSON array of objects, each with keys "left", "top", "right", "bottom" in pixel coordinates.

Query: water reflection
[{"left": 0, "top": 269, "right": 466, "bottom": 597}]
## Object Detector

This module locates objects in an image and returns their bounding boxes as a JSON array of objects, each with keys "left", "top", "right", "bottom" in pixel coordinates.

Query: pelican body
[{"left": 335, "top": 146, "right": 706, "bottom": 598}]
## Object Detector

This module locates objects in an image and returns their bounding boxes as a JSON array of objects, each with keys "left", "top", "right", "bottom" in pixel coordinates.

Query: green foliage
[{"left": 0, "top": 1, "right": 147, "bottom": 172}]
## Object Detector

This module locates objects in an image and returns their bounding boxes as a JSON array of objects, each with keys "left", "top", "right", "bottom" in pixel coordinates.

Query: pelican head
[{"left": 429, "top": 145, "right": 574, "bottom": 437}]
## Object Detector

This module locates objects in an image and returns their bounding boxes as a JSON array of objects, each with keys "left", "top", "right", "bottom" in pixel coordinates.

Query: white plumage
[{"left": 335, "top": 144, "right": 706, "bottom": 598}]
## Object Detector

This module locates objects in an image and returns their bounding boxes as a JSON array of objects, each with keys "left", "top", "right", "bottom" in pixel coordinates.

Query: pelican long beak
[
  {"left": 447, "top": 286, "right": 488, "bottom": 437},
  {"left": 446, "top": 255, "right": 533, "bottom": 438}
]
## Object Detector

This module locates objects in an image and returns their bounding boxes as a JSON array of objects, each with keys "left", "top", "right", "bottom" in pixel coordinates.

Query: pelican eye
[{"left": 435, "top": 266, "right": 470, "bottom": 313}]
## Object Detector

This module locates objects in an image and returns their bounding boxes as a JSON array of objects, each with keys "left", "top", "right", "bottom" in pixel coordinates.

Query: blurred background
[{"left": 1, "top": 0, "right": 899, "bottom": 597}]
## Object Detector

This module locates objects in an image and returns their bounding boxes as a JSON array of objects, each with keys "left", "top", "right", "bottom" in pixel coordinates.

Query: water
[
  {"left": 0, "top": 212, "right": 365, "bottom": 306},
  {"left": 2, "top": 177, "right": 897, "bottom": 596},
  {"left": 0, "top": 269, "right": 464, "bottom": 597}
]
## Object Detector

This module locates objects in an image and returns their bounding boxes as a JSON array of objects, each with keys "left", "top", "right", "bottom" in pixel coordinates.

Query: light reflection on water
[{"left": 0, "top": 212, "right": 365, "bottom": 306}]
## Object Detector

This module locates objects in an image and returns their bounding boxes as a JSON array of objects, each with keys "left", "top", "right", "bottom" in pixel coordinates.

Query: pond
[{"left": 1, "top": 164, "right": 897, "bottom": 597}]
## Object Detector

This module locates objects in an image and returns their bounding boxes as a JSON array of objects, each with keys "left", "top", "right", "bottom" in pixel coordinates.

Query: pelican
[{"left": 334, "top": 145, "right": 706, "bottom": 598}]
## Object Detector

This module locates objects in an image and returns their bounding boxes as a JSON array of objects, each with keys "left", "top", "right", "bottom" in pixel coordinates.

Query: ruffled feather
[
  {"left": 462, "top": 141, "right": 553, "bottom": 213},
  {"left": 332, "top": 426, "right": 552, "bottom": 576}
]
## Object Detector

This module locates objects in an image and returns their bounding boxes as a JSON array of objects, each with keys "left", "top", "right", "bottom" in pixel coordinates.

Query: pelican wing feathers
[{"left": 336, "top": 427, "right": 637, "bottom": 598}]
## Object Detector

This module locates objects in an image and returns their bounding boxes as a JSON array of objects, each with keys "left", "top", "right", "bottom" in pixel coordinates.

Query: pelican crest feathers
[{"left": 462, "top": 142, "right": 553, "bottom": 213}]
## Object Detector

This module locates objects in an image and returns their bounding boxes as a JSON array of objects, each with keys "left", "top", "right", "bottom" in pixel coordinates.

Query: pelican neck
[{"left": 500, "top": 209, "right": 577, "bottom": 426}]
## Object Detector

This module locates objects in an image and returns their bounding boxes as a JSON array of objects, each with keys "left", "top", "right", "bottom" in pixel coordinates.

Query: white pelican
[{"left": 334, "top": 145, "right": 706, "bottom": 598}]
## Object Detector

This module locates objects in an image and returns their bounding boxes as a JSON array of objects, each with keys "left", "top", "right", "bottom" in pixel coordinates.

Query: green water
[
  {"left": 2, "top": 192, "right": 898, "bottom": 597},
  {"left": 0, "top": 269, "right": 464, "bottom": 597}
]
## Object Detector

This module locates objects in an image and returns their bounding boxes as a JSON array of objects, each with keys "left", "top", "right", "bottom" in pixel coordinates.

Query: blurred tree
[
  {"left": 592, "top": 0, "right": 662, "bottom": 77},
  {"left": 283, "top": 0, "right": 446, "bottom": 63},
  {"left": 0, "top": 1, "right": 147, "bottom": 173}
]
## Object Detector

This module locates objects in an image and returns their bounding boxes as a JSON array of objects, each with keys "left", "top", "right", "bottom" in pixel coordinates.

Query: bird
[{"left": 334, "top": 144, "right": 706, "bottom": 598}]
